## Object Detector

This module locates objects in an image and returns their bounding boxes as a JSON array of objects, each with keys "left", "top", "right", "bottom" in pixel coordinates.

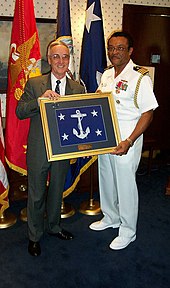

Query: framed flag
[{"left": 40, "top": 92, "right": 121, "bottom": 161}]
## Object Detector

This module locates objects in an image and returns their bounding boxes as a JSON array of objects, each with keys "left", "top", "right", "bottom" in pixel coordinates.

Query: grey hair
[{"left": 46, "top": 39, "right": 69, "bottom": 58}]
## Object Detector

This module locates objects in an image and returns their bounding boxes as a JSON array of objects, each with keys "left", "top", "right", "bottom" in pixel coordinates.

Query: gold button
[{"left": 116, "top": 100, "right": 120, "bottom": 104}]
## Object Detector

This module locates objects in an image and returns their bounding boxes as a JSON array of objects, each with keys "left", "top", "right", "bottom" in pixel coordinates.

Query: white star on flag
[
  {"left": 91, "top": 109, "right": 98, "bottom": 117},
  {"left": 62, "top": 133, "right": 69, "bottom": 141},
  {"left": 58, "top": 113, "right": 65, "bottom": 121},
  {"left": 95, "top": 129, "right": 102, "bottom": 136},
  {"left": 85, "top": 2, "right": 101, "bottom": 33}
]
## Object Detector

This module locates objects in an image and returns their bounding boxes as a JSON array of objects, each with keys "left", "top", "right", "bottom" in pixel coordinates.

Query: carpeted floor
[{"left": 0, "top": 161, "right": 170, "bottom": 288}]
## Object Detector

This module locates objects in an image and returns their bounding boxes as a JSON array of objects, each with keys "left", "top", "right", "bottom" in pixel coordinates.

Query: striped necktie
[{"left": 55, "top": 80, "right": 61, "bottom": 94}]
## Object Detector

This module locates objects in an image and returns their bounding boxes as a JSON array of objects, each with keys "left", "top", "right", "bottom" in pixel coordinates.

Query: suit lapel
[
  {"left": 40, "top": 73, "right": 51, "bottom": 94},
  {"left": 65, "top": 78, "right": 74, "bottom": 95},
  {"left": 38, "top": 75, "right": 76, "bottom": 95}
]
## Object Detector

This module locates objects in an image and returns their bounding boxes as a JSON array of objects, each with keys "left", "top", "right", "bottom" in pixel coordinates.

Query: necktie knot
[{"left": 55, "top": 80, "right": 61, "bottom": 94}]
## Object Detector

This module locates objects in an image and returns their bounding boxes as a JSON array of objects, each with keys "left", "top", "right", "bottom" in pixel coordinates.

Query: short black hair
[{"left": 107, "top": 31, "right": 133, "bottom": 50}]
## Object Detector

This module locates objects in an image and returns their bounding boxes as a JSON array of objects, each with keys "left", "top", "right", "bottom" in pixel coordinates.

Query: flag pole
[
  {"left": 5, "top": 0, "right": 42, "bottom": 222},
  {"left": 20, "top": 203, "right": 75, "bottom": 222},
  {"left": 78, "top": 0, "right": 107, "bottom": 215},
  {"left": 61, "top": 199, "right": 75, "bottom": 218},
  {"left": 0, "top": 96, "right": 17, "bottom": 229},
  {"left": 56, "top": 0, "right": 77, "bottom": 218},
  {"left": 0, "top": 209, "right": 17, "bottom": 229},
  {"left": 79, "top": 162, "right": 101, "bottom": 215}
]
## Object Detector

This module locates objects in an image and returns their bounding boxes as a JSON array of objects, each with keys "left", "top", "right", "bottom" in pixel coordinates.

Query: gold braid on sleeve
[{"left": 133, "top": 66, "right": 149, "bottom": 109}]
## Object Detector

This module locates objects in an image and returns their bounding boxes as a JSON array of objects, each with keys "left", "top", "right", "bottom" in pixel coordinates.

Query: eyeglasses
[
  {"left": 107, "top": 46, "right": 127, "bottom": 52},
  {"left": 48, "top": 54, "right": 70, "bottom": 61}
]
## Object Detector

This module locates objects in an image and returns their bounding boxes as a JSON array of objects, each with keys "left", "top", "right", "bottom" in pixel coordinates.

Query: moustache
[{"left": 110, "top": 55, "right": 120, "bottom": 59}]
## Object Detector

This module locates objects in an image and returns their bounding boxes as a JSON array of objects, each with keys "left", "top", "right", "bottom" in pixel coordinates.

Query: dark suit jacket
[{"left": 16, "top": 73, "right": 85, "bottom": 167}]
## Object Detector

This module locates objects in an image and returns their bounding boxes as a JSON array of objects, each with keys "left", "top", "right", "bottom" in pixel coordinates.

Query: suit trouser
[
  {"left": 98, "top": 135, "right": 143, "bottom": 238},
  {"left": 27, "top": 159, "right": 70, "bottom": 242}
]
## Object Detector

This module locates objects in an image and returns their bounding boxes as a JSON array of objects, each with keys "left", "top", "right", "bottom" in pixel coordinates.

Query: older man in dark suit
[{"left": 16, "top": 40, "right": 85, "bottom": 256}]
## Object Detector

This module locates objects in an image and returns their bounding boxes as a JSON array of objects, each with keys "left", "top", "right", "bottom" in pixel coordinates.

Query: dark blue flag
[
  {"left": 63, "top": 156, "right": 97, "bottom": 198},
  {"left": 80, "top": 0, "right": 107, "bottom": 92},
  {"left": 56, "top": 0, "right": 75, "bottom": 78},
  {"left": 67, "top": 0, "right": 107, "bottom": 197},
  {"left": 60, "top": 0, "right": 107, "bottom": 197},
  {"left": 56, "top": 0, "right": 97, "bottom": 197}
]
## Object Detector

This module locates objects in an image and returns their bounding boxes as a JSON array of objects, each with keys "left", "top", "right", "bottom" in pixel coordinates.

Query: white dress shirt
[{"left": 51, "top": 73, "right": 66, "bottom": 96}]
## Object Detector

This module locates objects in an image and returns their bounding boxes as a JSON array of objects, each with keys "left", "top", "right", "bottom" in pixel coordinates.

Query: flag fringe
[
  {"left": 5, "top": 157, "right": 27, "bottom": 176},
  {"left": 63, "top": 156, "right": 98, "bottom": 198},
  {"left": 0, "top": 186, "right": 9, "bottom": 217}
]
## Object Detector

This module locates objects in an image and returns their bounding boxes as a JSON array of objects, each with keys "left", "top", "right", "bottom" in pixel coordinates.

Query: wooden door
[{"left": 123, "top": 5, "right": 170, "bottom": 150}]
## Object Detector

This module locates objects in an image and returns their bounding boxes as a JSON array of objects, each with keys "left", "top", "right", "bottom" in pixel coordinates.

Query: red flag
[
  {"left": 0, "top": 101, "right": 9, "bottom": 216},
  {"left": 5, "top": 0, "right": 41, "bottom": 175}
]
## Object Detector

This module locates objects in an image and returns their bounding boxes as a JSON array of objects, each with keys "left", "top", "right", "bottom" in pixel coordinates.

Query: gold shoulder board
[
  {"left": 133, "top": 66, "right": 149, "bottom": 75},
  {"left": 104, "top": 65, "right": 114, "bottom": 71}
]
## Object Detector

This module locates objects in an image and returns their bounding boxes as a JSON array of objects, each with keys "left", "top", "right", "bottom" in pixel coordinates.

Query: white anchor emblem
[{"left": 71, "top": 109, "right": 90, "bottom": 139}]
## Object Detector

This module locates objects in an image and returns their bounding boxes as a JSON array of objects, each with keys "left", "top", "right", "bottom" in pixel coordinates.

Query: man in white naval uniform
[{"left": 89, "top": 31, "right": 158, "bottom": 250}]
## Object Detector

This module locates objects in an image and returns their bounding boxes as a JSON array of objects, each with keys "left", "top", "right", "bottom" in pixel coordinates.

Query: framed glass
[{"left": 40, "top": 92, "right": 121, "bottom": 161}]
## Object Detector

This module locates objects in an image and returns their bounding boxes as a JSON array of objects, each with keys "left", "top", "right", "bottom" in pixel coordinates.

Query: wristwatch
[{"left": 126, "top": 137, "right": 133, "bottom": 147}]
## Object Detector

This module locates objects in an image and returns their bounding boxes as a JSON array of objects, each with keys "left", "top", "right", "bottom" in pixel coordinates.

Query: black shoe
[
  {"left": 49, "top": 229, "right": 74, "bottom": 240},
  {"left": 28, "top": 240, "right": 41, "bottom": 256}
]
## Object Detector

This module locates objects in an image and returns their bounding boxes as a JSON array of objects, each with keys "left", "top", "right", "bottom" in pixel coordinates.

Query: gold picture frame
[{"left": 40, "top": 92, "right": 121, "bottom": 161}]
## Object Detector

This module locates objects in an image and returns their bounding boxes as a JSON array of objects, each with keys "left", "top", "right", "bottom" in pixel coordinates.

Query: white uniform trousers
[{"left": 98, "top": 135, "right": 143, "bottom": 238}]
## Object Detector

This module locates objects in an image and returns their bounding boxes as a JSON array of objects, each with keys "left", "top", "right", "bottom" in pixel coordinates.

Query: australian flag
[{"left": 80, "top": 0, "right": 107, "bottom": 92}]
